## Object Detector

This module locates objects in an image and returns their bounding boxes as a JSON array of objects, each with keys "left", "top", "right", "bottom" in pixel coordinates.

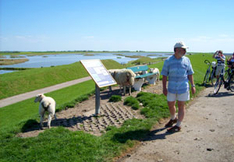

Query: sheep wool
[
  {"left": 109, "top": 69, "right": 136, "bottom": 86},
  {"left": 34, "top": 94, "right": 57, "bottom": 129}
]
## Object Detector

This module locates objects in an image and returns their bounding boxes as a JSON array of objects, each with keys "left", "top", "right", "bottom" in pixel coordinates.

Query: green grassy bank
[
  {"left": 0, "top": 59, "right": 123, "bottom": 99},
  {"left": 0, "top": 57, "right": 164, "bottom": 100},
  {"left": 0, "top": 53, "right": 215, "bottom": 162}
]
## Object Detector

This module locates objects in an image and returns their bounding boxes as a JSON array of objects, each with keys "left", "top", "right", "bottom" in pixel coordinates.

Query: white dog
[{"left": 34, "top": 94, "right": 57, "bottom": 129}]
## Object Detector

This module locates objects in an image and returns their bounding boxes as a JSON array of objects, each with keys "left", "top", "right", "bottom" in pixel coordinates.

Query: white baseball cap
[{"left": 174, "top": 42, "right": 188, "bottom": 49}]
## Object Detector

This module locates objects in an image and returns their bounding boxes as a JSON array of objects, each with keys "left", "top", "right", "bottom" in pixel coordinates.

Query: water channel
[{"left": 0, "top": 52, "right": 172, "bottom": 74}]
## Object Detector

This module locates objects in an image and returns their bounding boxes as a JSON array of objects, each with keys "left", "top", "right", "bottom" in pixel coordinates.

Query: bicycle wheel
[
  {"left": 224, "top": 69, "right": 230, "bottom": 82},
  {"left": 210, "top": 71, "right": 217, "bottom": 86},
  {"left": 229, "top": 73, "right": 234, "bottom": 92},
  {"left": 203, "top": 70, "right": 210, "bottom": 86},
  {"left": 214, "top": 77, "right": 223, "bottom": 94}
]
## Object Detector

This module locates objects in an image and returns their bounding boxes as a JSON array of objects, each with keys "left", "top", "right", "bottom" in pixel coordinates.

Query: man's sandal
[
  {"left": 165, "top": 118, "right": 177, "bottom": 127},
  {"left": 167, "top": 125, "right": 181, "bottom": 133}
]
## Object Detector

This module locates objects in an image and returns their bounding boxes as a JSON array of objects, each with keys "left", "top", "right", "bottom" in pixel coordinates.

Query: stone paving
[
  {"left": 17, "top": 83, "right": 161, "bottom": 138},
  {"left": 55, "top": 102, "right": 141, "bottom": 136},
  {"left": 18, "top": 102, "right": 143, "bottom": 137}
]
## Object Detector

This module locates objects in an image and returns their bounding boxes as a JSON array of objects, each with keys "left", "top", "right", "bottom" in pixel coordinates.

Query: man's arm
[
  {"left": 220, "top": 55, "right": 225, "bottom": 62},
  {"left": 213, "top": 51, "right": 218, "bottom": 58},
  {"left": 188, "top": 75, "right": 196, "bottom": 94},
  {"left": 162, "top": 75, "right": 168, "bottom": 96}
]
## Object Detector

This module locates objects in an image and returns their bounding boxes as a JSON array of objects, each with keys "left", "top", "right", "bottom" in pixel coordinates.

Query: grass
[
  {"left": 109, "top": 95, "right": 122, "bottom": 102},
  {"left": 0, "top": 80, "right": 95, "bottom": 132},
  {"left": 1, "top": 120, "right": 153, "bottom": 162},
  {"left": 137, "top": 92, "right": 169, "bottom": 119},
  {"left": 2, "top": 128, "right": 105, "bottom": 161},
  {"left": 0, "top": 59, "right": 123, "bottom": 100},
  {"left": 125, "top": 56, "right": 164, "bottom": 66},
  {"left": 124, "top": 96, "right": 140, "bottom": 110},
  {"left": 0, "top": 53, "right": 215, "bottom": 161},
  {"left": 0, "top": 58, "right": 29, "bottom": 65}
]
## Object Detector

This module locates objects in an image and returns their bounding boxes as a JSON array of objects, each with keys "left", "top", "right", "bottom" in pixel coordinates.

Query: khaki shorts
[
  {"left": 167, "top": 91, "right": 190, "bottom": 102},
  {"left": 216, "top": 65, "right": 225, "bottom": 76}
]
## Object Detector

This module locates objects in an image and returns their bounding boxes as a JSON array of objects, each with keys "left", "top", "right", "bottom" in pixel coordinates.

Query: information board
[{"left": 80, "top": 59, "right": 117, "bottom": 88}]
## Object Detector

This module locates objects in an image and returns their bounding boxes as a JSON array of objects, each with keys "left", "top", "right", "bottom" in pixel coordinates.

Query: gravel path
[{"left": 118, "top": 86, "right": 234, "bottom": 162}]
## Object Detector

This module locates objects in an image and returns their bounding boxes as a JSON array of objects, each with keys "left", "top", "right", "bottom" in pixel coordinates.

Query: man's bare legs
[
  {"left": 167, "top": 100, "right": 185, "bottom": 127},
  {"left": 177, "top": 101, "right": 185, "bottom": 127},
  {"left": 165, "top": 101, "right": 177, "bottom": 127},
  {"left": 168, "top": 101, "right": 176, "bottom": 119}
]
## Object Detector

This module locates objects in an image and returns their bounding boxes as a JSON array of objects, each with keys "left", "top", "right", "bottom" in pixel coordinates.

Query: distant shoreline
[
  {"left": 0, "top": 51, "right": 175, "bottom": 56},
  {"left": 0, "top": 58, "right": 29, "bottom": 65}
]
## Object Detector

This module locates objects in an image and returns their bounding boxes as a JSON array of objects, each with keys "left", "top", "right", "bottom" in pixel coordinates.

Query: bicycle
[
  {"left": 203, "top": 60, "right": 217, "bottom": 86},
  {"left": 213, "top": 66, "right": 234, "bottom": 94}
]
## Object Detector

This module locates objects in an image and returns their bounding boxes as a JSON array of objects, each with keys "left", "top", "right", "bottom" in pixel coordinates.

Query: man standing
[
  {"left": 161, "top": 42, "right": 196, "bottom": 133},
  {"left": 213, "top": 50, "right": 226, "bottom": 79}
]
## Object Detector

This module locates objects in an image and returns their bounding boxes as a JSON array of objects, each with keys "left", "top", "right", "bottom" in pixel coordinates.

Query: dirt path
[{"left": 118, "top": 86, "right": 234, "bottom": 162}]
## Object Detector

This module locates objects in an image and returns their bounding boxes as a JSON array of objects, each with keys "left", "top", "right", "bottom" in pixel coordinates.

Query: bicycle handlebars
[{"left": 204, "top": 60, "right": 211, "bottom": 65}]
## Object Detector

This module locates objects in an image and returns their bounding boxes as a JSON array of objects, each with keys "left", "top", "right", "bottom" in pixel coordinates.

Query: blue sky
[{"left": 1, "top": 0, "right": 234, "bottom": 52}]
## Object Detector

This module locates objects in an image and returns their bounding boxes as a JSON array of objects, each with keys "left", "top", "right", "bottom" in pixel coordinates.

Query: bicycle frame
[
  {"left": 210, "top": 66, "right": 217, "bottom": 86},
  {"left": 203, "top": 60, "right": 217, "bottom": 86},
  {"left": 213, "top": 68, "right": 234, "bottom": 94}
]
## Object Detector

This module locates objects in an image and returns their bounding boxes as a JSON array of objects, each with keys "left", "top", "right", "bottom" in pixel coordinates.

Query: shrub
[
  {"left": 109, "top": 95, "right": 122, "bottom": 102},
  {"left": 124, "top": 96, "right": 140, "bottom": 110}
]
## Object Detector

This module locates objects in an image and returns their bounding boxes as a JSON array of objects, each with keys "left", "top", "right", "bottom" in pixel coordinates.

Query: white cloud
[
  {"left": 186, "top": 35, "right": 234, "bottom": 53},
  {"left": 218, "top": 34, "right": 229, "bottom": 38}
]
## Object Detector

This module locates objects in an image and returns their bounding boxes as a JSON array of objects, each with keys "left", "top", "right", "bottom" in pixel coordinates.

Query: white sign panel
[{"left": 80, "top": 59, "right": 117, "bottom": 88}]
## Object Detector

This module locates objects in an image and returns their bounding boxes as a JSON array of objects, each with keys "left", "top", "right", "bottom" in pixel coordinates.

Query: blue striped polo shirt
[
  {"left": 215, "top": 55, "right": 225, "bottom": 66},
  {"left": 161, "top": 55, "right": 194, "bottom": 94}
]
